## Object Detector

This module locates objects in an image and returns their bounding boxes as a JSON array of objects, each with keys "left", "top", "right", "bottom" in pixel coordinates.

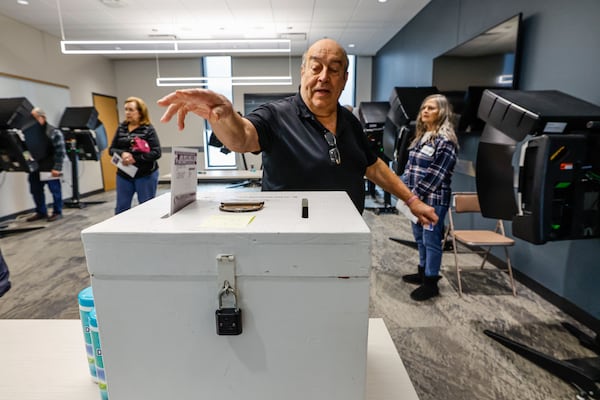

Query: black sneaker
[{"left": 0, "top": 281, "right": 11, "bottom": 298}]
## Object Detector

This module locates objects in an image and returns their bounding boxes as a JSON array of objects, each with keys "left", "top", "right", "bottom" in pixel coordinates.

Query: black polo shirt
[{"left": 245, "top": 93, "right": 378, "bottom": 213}]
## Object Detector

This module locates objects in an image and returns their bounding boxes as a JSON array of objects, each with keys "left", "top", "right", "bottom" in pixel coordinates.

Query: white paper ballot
[
  {"left": 40, "top": 171, "right": 61, "bottom": 181},
  {"left": 111, "top": 153, "right": 138, "bottom": 178},
  {"left": 395, "top": 200, "right": 419, "bottom": 224},
  {"left": 170, "top": 147, "right": 198, "bottom": 215}
]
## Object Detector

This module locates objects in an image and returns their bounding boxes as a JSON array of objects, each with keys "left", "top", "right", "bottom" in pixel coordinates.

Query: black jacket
[{"left": 109, "top": 123, "right": 161, "bottom": 179}]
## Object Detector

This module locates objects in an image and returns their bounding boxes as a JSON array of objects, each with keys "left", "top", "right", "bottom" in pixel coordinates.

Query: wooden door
[{"left": 92, "top": 93, "right": 119, "bottom": 191}]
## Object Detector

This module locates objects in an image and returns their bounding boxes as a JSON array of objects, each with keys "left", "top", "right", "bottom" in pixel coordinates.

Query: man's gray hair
[{"left": 32, "top": 107, "right": 47, "bottom": 118}]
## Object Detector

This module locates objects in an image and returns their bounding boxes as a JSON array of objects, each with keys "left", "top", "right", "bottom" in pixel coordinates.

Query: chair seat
[{"left": 453, "top": 230, "right": 515, "bottom": 246}]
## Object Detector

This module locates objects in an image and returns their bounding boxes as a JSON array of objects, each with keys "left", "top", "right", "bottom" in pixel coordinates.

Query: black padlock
[{"left": 216, "top": 282, "right": 242, "bottom": 335}]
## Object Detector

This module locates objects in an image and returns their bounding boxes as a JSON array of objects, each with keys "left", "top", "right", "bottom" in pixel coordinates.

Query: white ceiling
[{"left": 0, "top": 0, "right": 430, "bottom": 57}]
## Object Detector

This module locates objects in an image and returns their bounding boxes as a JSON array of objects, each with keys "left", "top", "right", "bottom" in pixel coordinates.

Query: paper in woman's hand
[
  {"left": 111, "top": 153, "right": 138, "bottom": 178},
  {"left": 395, "top": 200, "right": 418, "bottom": 224}
]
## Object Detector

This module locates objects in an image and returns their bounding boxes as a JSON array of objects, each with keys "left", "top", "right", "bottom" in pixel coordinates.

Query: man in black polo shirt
[{"left": 158, "top": 38, "right": 437, "bottom": 225}]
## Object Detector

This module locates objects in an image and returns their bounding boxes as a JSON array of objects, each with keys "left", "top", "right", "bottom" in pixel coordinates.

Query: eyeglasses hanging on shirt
[
  {"left": 307, "top": 116, "right": 341, "bottom": 166},
  {"left": 323, "top": 131, "right": 341, "bottom": 166}
]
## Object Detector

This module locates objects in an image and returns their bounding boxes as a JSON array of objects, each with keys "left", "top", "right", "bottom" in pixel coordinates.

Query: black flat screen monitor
[
  {"left": 456, "top": 86, "right": 500, "bottom": 132},
  {"left": 432, "top": 13, "right": 523, "bottom": 92},
  {"left": 0, "top": 97, "right": 35, "bottom": 131},
  {"left": 358, "top": 102, "right": 389, "bottom": 129},
  {"left": 388, "top": 87, "right": 439, "bottom": 127},
  {"left": 59, "top": 107, "right": 99, "bottom": 130}
]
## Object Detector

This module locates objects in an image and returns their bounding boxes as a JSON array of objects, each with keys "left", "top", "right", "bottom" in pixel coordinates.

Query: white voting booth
[{"left": 81, "top": 190, "right": 372, "bottom": 400}]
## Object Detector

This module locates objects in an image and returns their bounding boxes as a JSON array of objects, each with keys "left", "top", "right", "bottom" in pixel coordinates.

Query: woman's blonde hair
[
  {"left": 124, "top": 96, "right": 151, "bottom": 125},
  {"left": 412, "top": 94, "right": 458, "bottom": 147}
]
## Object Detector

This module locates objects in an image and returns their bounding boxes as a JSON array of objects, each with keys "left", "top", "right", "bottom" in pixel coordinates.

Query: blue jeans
[
  {"left": 28, "top": 171, "right": 63, "bottom": 216},
  {"left": 411, "top": 204, "right": 448, "bottom": 277},
  {"left": 115, "top": 170, "right": 159, "bottom": 214}
]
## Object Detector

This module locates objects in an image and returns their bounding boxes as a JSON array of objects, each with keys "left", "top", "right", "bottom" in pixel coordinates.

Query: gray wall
[
  {"left": 373, "top": 0, "right": 600, "bottom": 320},
  {"left": 0, "top": 13, "right": 115, "bottom": 219},
  {"left": 0, "top": 9, "right": 372, "bottom": 219},
  {"left": 114, "top": 55, "right": 372, "bottom": 174}
]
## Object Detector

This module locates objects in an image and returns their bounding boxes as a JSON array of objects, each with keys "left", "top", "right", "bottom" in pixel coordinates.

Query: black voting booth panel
[
  {"left": 0, "top": 97, "right": 38, "bottom": 173},
  {"left": 0, "top": 97, "right": 36, "bottom": 131},
  {"left": 59, "top": 107, "right": 98, "bottom": 131},
  {"left": 61, "top": 124, "right": 107, "bottom": 161},
  {"left": 385, "top": 87, "right": 439, "bottom": 174},
  {"left": 456, "top": 86, "right": 507, "bottom": 133},
  {"left": 0, "top": 98, "right": 43, "bottom": 236},
  {"left": 476, "top": 89, "right": 600, "bottom": 399},
  {"left": 59, "top": 107, "right": 107, "bottom": 208},
  {"left": 359, "top": 101, "right": 389, "bottom": 158},
  {"left": 388, "top": 86, "right": 439, "bottom": 127},
  {"left": 381, "top": 87, "right": 440, "bottom": 247},
  {"left": 359, "top": 101, "right": 389, "bottom": 129},
  {"left": 0, "top": 130, "right": 38, "bottom": 173},
  {"left": 359, "top": 101, "right": 395, "bottom": 214}
]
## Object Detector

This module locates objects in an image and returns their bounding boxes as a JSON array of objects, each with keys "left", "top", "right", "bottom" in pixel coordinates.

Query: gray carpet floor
[{"left": 0, "top": 184, "right": 597, "bottom": 400}]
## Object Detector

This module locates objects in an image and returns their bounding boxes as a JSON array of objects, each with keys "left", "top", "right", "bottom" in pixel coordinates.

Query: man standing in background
[{"left": 26, "top": 107, "right": 66, "bottom": 222}]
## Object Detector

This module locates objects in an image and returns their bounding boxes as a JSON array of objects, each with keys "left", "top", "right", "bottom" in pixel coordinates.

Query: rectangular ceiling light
[
  {"left": 156, "top": 76, "right": 293, "bottom": 87},
  {"left": 61, "top": 39, "right": 291, "bottom": 55}
]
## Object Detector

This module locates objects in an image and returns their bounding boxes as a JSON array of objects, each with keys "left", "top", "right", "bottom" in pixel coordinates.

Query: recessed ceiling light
[
  {"left": 17, "top": 0, "right": 29, "bottom": 5},
  {"left": 348, "top": 44, "right": 355, "bottom": 48},
  {"left": 378, "top": 0, "right": 388, "bottom": 3}
]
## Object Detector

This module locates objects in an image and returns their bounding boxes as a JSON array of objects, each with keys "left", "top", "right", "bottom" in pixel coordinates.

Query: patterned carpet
[{"left": 0, "top": 185, "right": 597, "bottom": 399}]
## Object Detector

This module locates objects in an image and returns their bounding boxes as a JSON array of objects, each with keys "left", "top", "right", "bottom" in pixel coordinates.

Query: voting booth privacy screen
[
  {"left": 59, "top": 107, "right": 108, "bottom": 161},
  {"left": 0, "top": 97, "right": 38, "bottom": 173}
]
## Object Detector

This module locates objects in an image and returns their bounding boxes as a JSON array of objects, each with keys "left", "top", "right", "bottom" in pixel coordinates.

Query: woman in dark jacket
[{"left": 109, "top": 96, "right": 161, "bottom": 214}]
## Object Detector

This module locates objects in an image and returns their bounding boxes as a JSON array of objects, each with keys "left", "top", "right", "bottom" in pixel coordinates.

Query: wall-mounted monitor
[
  {"left": 433, "top": 13, "right": 522, "bottom": 91},
  {"left": 432, "top": 13, "right": 523, "bottom": 131}
]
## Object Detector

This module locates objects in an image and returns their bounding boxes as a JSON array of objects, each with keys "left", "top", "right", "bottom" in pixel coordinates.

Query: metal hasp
[{"left": 215, "top": 255, "right": 242, "bottom": 335}]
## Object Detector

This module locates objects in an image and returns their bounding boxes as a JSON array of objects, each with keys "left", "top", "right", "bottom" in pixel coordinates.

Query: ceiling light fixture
[
  {"left": 55, "top": 0, "right": 290, "bottom": 56},
  {"left": 156, "top": 76, "right": 293, "bottom": 87},
  {"left": 154, "top": 50, "right": 293, "bottom": 88},
  {"left": 61, "top": 39, "right": 291, "bottom": 55}
]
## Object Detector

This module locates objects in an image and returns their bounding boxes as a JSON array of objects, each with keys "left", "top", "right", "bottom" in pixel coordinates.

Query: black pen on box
[{"left": 301, "top": 198, "right": 309, "bottom": 218}]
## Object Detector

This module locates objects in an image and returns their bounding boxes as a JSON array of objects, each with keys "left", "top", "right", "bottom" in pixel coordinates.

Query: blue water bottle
[
  {"left": 90, "top": 308, "right": 108, "bottom": 400},
  {"left": 77, "top": 286, "right": 97, "bottom": 381}
]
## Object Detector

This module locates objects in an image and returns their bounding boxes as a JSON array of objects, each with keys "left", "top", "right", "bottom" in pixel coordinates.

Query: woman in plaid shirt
[{"left": 401, "top": 94, "right": 458, "bottom": 301}]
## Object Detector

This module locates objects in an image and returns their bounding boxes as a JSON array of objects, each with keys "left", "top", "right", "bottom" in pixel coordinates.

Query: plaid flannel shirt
[
  {"left": 402, "top": 134, "right": 457, "bottom": 207},
  {"left": 49, "top": 126, "right": 66, "bottom": 172}
]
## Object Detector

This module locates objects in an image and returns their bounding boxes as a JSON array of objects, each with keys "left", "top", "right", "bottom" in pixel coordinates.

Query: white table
[
  {"left": 160, "top": 169, "right": 262, "bottom": 183},
  {"left": 0, "top": 318, "right": 419, "bottom": 400}
]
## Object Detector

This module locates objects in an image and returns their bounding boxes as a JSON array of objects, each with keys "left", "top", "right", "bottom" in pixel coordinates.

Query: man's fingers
[
  {"left": 177, "top": 106, "right": 188, "bottom": 130},
  {"left": 159, "top": 103, "right": 178, "bottom": 123}
]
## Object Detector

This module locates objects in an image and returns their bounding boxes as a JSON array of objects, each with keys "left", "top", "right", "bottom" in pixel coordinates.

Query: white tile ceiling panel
[{"left": 0, "top": 0, "right": 430, "bottom": 56}]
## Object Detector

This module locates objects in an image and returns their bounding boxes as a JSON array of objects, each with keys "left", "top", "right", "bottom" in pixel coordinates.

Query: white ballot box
[{"left": 81, "top": 191, "right": 372, "bottom": 400}]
